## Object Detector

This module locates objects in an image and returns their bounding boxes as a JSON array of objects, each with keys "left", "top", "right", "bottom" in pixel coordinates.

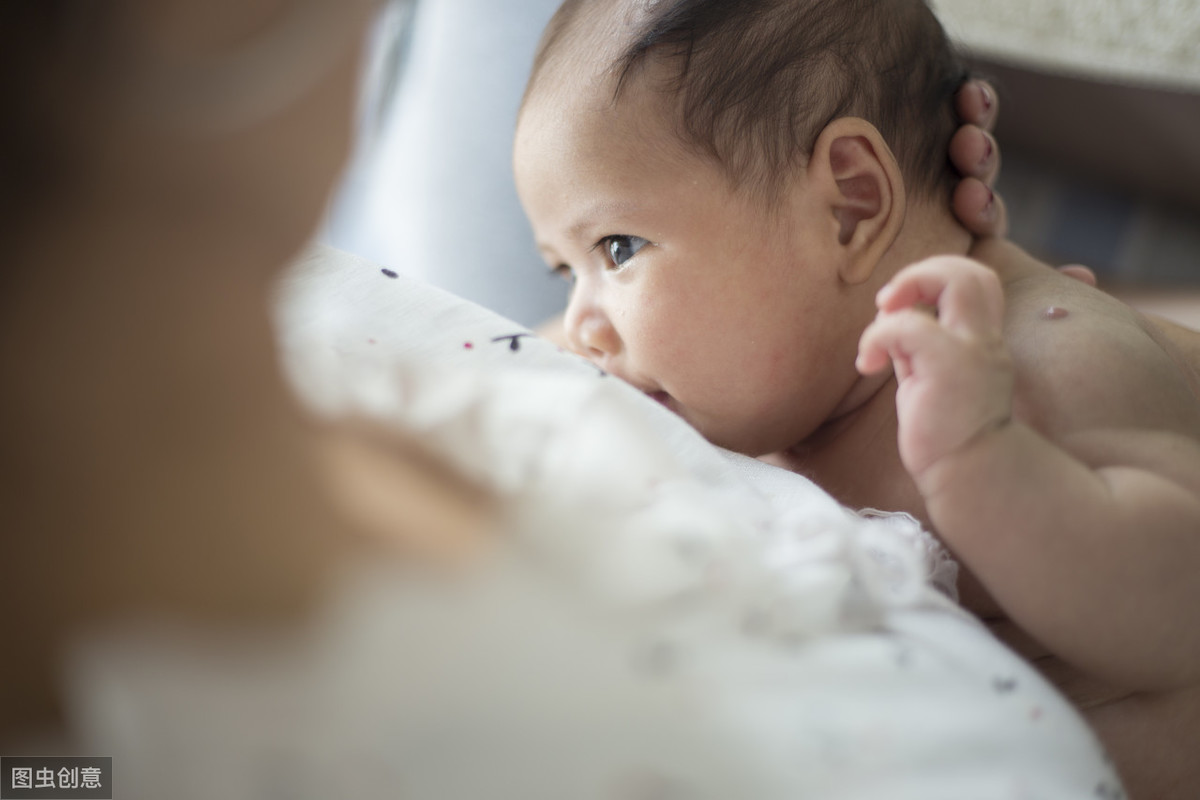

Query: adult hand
[
  {"left": 950, "top": 79, "right": 1006, "bottom": 238},
  {"left": 952, "top": 81, "right": 1100, "bottom": 288}
]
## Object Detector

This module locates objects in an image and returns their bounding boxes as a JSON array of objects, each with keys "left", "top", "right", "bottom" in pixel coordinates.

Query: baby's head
[{"left": 515, "top": 0, "right": 971, "bottom": 456}]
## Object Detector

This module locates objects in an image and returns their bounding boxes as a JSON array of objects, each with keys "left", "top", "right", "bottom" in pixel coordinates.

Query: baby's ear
[{"left": 810, "top": 118, "right": 905, "bottom": 285}]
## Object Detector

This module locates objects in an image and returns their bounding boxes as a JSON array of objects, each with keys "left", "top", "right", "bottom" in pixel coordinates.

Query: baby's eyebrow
[{"left": 566, "top": 201, "right": 640, "bottom": 241}]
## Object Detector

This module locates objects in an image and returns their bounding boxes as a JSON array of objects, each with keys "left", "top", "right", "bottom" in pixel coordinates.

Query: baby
[{"left": 513, "top": 0, "right": 1200, "bottom": 795}]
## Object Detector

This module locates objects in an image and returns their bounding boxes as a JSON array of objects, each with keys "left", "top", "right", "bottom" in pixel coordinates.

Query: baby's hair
[{"left": 530, "top": 0, "right": 969, "bottom": 205}]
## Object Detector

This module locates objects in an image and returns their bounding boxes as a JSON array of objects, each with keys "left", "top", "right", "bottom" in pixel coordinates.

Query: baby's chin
[
  {"left": 715, "top": 421, "right": 800, "bottom": 458},
  {"left": 638, "top": 388, "right": 790, "bottom": 457},
  {"left": 651, "top": 400, "right": 769, "bottom": 456},
  {"left": 645, "top": 389, "right": 674, "bottom": 410}
]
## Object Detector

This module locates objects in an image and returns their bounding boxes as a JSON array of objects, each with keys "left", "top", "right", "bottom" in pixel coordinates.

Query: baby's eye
[{"left": 601, "top": 235, "right": 650, "bottom": 268}]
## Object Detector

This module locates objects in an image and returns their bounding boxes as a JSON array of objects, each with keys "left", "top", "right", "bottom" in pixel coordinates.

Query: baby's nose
[{"left": 565, "top": 295, "right": 620, "bottom": 363}]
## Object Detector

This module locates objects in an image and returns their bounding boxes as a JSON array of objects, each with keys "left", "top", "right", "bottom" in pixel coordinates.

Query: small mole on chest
[{"left": 1042, "top": 306, "right": 1070, "bottom": 320}]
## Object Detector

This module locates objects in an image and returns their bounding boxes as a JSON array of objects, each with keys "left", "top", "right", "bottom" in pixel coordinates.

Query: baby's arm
[{"left": 857, "top": 256, "right": 1200, "bottom": 691}]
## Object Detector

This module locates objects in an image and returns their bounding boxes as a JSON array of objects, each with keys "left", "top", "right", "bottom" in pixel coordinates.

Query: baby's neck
[
  {"left": 882, "top": 197, "right": 974, "bottom": 277},
  {"left": 774, "top": 199, "right": 974, "bottom": 497},
  {"left": 823, "top": 200, "right": 972, "bottom": 420}
]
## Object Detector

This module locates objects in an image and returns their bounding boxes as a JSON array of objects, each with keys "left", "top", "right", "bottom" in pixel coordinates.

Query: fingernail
[
  {"left": 980, "top": 135, "right": 994, "bottom": 167},
  {"left": 982, "top": 187, "right": 995, "bottom": 219},
  {"left": 979, "top": 84, "right": 992, "bottom": 112}
]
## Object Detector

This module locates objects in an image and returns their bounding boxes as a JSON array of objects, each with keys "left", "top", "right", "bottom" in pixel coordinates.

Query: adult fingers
[
  {"left": 953, "top": 177, "right": 1009, "bottom": 238},
  {"left": 955, "top": 79, "right": 998, "bottom": 132},
  {"left": 949, "top": 125, "right": 1000, "bottom": 186},
  {"left": 1058, "top": 264, "right": 1099, "bottom": 287}
]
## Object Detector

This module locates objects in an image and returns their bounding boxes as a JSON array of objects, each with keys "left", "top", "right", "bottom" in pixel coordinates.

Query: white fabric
[{"left": 65, "top": 246, "right": 1124, "bottom": 798}]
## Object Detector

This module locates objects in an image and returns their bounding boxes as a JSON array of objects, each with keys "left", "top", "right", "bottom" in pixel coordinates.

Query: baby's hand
[{"left": 856, "top": 256, "right": 1015, "bottom": 481}]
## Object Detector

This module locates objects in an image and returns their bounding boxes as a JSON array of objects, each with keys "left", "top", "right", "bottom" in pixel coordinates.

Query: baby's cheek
[{"left": 635, "top": 311, "right": 698, "bottom": 366}]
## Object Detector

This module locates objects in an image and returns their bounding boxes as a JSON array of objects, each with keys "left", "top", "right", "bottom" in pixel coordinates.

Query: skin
[{"left": 515, "top": 9, "right": 1200, "bottom": 797}]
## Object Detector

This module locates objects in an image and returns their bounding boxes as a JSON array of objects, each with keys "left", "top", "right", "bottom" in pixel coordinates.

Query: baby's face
[{"left": 514, "top": 71, "right": 869, "bottom": 456}]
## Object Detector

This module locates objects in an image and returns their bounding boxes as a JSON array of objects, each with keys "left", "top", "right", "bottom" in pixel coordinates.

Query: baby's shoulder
[{"left": 997, "top": 260, "right": 1200, "bottom": 441}]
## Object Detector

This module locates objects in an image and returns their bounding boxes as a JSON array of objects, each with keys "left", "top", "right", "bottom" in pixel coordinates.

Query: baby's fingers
[
  {"left": 856, "top": 308, "right": 951, "bottom": 380},
  {"left": 876, "top": 256, "right": 1004, "bottom": 339}
]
